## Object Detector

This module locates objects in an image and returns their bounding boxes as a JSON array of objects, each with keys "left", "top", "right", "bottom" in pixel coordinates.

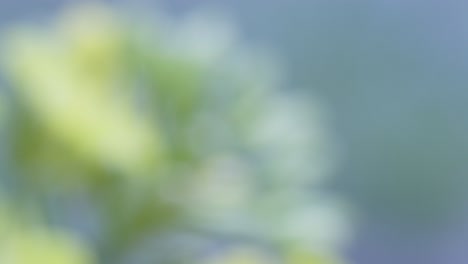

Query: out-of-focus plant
[
  {"left": 0, "top": 2, "right": 349, "bottom": 264},
  {"left": 0, "top": 200, "right": 96, "bottom": 264}
]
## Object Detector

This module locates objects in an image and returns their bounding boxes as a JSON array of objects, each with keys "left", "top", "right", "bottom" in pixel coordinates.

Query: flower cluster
[{"left": 0, "top": 3, "right": 349, "bottom": 264}]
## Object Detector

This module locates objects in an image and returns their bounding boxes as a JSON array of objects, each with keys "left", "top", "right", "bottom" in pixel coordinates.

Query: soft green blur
[{"left": 0, "top": 2, "right": 348, "bottom": 264}]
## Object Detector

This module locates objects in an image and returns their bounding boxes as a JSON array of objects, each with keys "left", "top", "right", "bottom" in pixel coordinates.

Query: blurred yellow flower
[
  {"left": 3, "top": 230, "right": 95, "bottom": 264},
  {"left": 285, "top": 247, "right": 343, "bottom": 264},
  {"left": 202, "top": 247, "right": 275, "bottom": 264},
  {"left": 3, "top": 6, "right": 164, "bottom": 178},
  {"left": 0, "top": 203, "right": 95, "bottom": 264}
]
